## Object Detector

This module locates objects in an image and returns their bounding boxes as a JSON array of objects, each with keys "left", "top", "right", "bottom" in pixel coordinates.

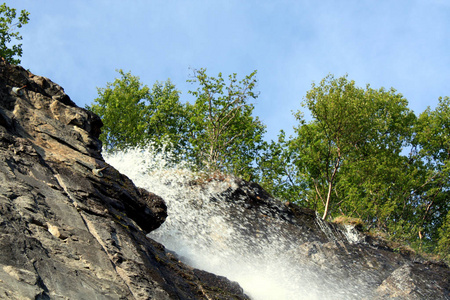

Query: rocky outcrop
[
  {"left": 0, "top": 60, "right": 249, "bottom": 299},
  {"left": 215, "top": 180, "right": 450, "bottom": 299}
]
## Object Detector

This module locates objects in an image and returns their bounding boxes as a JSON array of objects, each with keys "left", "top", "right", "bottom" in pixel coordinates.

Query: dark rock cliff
[
  {"left": 214, "top": 180, "right": 450, "bottom": 299},
  {"left": 0, "top": 61, "right": 249, "bottom": 299}
]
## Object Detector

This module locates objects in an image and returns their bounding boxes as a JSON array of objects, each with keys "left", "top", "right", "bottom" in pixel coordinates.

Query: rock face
[
  {"left": 214, "top": 180, "right": 450, "bottom": 299},
  {"left": 0, "top": 61, "right": 249, "bottom": 299}
]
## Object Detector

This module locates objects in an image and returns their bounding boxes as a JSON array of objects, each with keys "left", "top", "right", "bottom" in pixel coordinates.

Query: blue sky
[{"left": 7, "top": 0, "right": 450, "bottom": 140}]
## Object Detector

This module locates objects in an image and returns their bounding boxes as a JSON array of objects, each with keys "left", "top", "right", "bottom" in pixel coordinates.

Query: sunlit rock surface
[{"left": 0, "top": 61, "right": 249, "bottom": 299}]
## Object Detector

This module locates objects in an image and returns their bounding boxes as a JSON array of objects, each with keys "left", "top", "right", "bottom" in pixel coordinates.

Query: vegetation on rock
[
  {"left": 257, "top": 75, "right": 449, "bottom": 262},
  {"left": 89, "top": 71, "right": 450, "bottom": 263},
  {"left": 186, "top": 68, "right": 265, "bottom": 179},
  {"left": 88, "top": 68, "right": 265, "bottom": 181}
]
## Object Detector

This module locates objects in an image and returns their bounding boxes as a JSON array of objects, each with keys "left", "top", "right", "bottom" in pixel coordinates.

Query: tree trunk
[
  {"left": 322, "top": 152, "right": 340, "bottom": 220},
  {"left": 322, "top": 181, "right": 333, "bottom": 220}
]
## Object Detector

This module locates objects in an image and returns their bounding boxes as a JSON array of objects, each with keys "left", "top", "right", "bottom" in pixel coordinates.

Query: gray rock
[
  {"left": 216, "top": 179, "right": 450, "bottom": 299},
  {"left": 0, "top": 60, "right": 249, "bottom": 299}
]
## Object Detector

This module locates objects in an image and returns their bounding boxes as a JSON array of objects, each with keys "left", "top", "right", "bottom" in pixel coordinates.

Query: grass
[{"left": 332, "top": 215, "right": 365, "bottom": 230}]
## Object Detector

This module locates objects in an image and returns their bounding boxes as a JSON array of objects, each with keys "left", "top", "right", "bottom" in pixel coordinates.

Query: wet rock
[
  {"left": 215, "top": 179, "right": 450, "bottom": 299},
  {"left": 0, "top": 60, "right": 249, "bottom": 299},
  {"left": 375, "top": 263, "right": 450, "bottom": 299}
]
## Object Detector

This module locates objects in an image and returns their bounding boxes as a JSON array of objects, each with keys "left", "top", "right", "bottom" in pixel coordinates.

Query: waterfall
[
  {"left": 104, "top": 146, "right": 370, "bottom": 300},
  {"left": 342, "top": 224, "right": 363, "bottom": 244},
  {"left": 314, "top": 211, "right": 339, "bottom": 243}
]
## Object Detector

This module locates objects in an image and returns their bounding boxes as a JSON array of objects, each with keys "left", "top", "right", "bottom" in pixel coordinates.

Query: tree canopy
[
  {"left": 187, "top": 68, "right": 265, "bottom": 179},
  {"left": 413, "top": 96, "right": 450, "bottom": 253},
  {"left": 0, "top": 3, "right": 29, "bottom": 64},
  {"left": 87, "top": 70, "right": 188, "bottom": 154},
  {"left": 88, "top": 68, "right": 265, "bottom": 180},
  {"left": 257, "top": 74, "right": 449, "bottom": 260},
  {"left": 88, "top": 70, "right": 449, "bottom": 262}
]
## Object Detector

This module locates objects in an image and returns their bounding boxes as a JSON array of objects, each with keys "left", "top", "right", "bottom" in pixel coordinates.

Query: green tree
[
  {"left": 88, "top": 70, "right": 150, "bottom": 151},
  {"left": 88, "top": 70, "right": 188, "bottom": 153},
  {"left": 89, "top": 68, "right": 266, "bottom": 180},
  {"left": 437, "top": 212, "right": 450, "bottom": 262},
  {"left": 413, "top": 96, "right": 450, "bottom": 253},
  {"left": 144, "top": 78, "right": 190, "bottom": 153},
  {"left": 187, "top": 68, "right": 266, "bottom": 180},
  {"left": 257, "top": 130, "right": 307, "bottom": 202},
  {"left": 259, "top": 75, "right": 450, "bottom": 258},
  {"left": 0, "top": 3, "right": 29, "bottom": 64},
  {"left": 274, "top": 75, "right": 416, "bottom": 221}
]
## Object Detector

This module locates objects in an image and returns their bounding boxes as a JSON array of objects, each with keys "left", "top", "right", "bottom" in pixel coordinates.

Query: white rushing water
[{"left": 104, "top": 146, "right": 368, "bottom": 300}]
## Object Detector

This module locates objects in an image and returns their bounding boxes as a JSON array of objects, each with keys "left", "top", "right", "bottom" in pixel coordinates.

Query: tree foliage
[
  {"left": 90, "top": 69, "right": 449, "bottom": 261},
  {"left": 187, "top": 68, "right": 265, "bottom": 179},
  {"left": 291, "top": 75, "right": 415, "bottom": 220},
  {"left": 257, "top": 130, "right": 310, "bottom": 203},
  {"left": 0, "top": 3, "right": 29, "bottom": 64},
  {"left": 413, "top": 96, "right": 450, "bottom": 252},
  {"left": 89, "top": 68, "right": 265, "bottom": 180},
  {"left": 258, "top": 74, "right": 449, "bottom": 260},
  {"left": 87, "top": 70, "right": 188, "bottom": 154}
]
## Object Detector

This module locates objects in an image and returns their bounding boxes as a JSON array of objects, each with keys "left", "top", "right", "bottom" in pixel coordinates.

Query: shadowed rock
[{"left": 215, "top": 179, "right": 450, "bottom": 299}]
